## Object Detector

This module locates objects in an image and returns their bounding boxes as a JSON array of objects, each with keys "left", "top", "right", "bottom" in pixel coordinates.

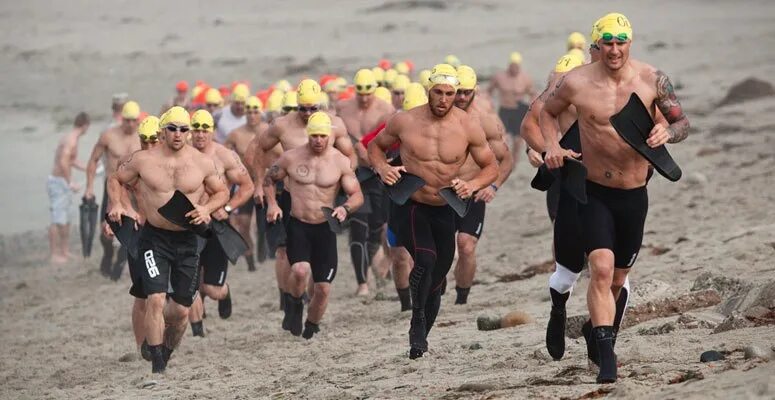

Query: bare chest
[
  {"left": 400, "top": 122, "right": 468, "bottom": 165},
  {"left": 343, "top": 109, "right": 381, "bottom": 137},
  {"left": 140, "top": 158, "right": 206, "bottom": 193},
  {"left": 288, "top": 159, "right": 340, "bottom": 188}
]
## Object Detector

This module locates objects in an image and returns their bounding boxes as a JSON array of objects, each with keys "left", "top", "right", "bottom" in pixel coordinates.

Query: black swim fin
[
  {"left": 105, "top": 214, "right": 140, "bottom": 259},
  {"left": 530, "top": 121, "right": 581, "bottom": 192},
  {"left": 355, "top": 166, "right": 377, "bottom": 183},
  {"left": 157, "top": 190, "right": 212, "bottom": 237},
  {"left": 385, "top": 173, "right": 426, "bottom": 205},
  {"left": 438, "top": 187, "right": 471, "bottom": 218},
  {"left": 320, "top": 207, "right": 344, "bottom": 234},
  {"left": 556, "top": 157, "right": 588, "bottom": 204},
  {"left": 609, "top": 93, "right": 682, "bottom": 182},
  {"left": 211, "top": 220, "right": 248, "bottom": 264},
  {"left": 79, "top": 197, "right": 99, "bottom": 257},
  {"left": 254, "top": 202, "right": 268, "bottom": 263}
]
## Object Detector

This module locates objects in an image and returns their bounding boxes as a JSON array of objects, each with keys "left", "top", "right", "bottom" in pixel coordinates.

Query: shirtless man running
[
  {"left": 369, "top": 64, "right": 497, "bottom": 359},
  {"left": 265, "top": 112, "right": 363, "bottom": 338},
  {"left": 540, "top": 14, "right": 690, "bottom": 382},
  {"left": 451, "top": 66, "right": 514, "bottom": 305},
  {"left": 488, "top": 52, "right": 537, "bottom": 167},
  {"left": 188, "top": 109, "right": 254, "bottom": 337},
  {"left": 337, "top": 68, "right": 396, "bottom": 295},
  {"left": 257, "top": 79, "right": 356, "bottom": 315},
  {"left": 107, "top": 106, "right": 229, "bottom": 373},
  {"left": 47, "top": 112, "right": 90, "bottom": 264},
  {"left": 225, "top": 96, "right": 266, "bottom": 272},
  {"left": 85, "top": 101, "right": 142, "bottom": 279}
]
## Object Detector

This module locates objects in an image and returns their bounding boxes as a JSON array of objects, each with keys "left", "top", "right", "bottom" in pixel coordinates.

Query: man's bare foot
[
  {"left": 50, "top": 255, "right": 68, "bottom": 265},
  {"left": 355, "top": 283, "right": 369, "bottom": 296}
]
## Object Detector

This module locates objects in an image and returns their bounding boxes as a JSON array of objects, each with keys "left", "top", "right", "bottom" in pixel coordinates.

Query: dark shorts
[
  {"left": 397, "top": 200, "right": 456, "bottom": 292},
  {"left": 579, "top": 181, "right": 648, "bottom": 268},
  {"left": 128, "top": 252, "right": 146, "bottom": 299},
  {"left": 353, "top": 177, "right": 388, "bottom": 224},
  {"left": 286, "top": 216, "right": 338, "bottom": 283},
  {"left": 266, "top": 189, "right": 292, "bottom": 250},
  {"left": 387, "top": 200, "right": 407, "bottom": 248},
  {"left": 455, "top": 199, "right": 486, "bottom": 239},
  {"left": 137, "top": 224, "right": 201, "bottom": 307},
  {"left": 199, "top": 237, "right": 229, "bottom": 286},
  {"left": 498, "top": 103, "right": 529, "bottom": 136},
  {"left": 230, "top": 185, "right": 255, "bottom": 216}
]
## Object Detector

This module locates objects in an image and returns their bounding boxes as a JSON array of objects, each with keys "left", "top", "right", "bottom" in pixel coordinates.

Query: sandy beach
[{"left": 2, "top": 0, "right": 775, "bottom": 398}]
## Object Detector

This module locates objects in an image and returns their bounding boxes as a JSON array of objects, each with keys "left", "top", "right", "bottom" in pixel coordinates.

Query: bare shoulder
[
  {"left": 330, "top": 115, "right": 348, "bottom": 136},
  {"left": 331, "top": 148, "right": 351, "bottom": 170}
]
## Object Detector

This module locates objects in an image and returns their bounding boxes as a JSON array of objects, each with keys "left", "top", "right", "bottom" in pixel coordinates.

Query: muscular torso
[
  {"left": 337, "top": 98, "right": 392, "bottom": 139},
  {"left": 130, "top": 147, "right": 212, "bottom": 230},
  {"left": 227, "top": 125, "right": 259, "bottom": 177},
  {"left": 284, "top": 148, "right": 343, "bottom": 224},
  {"left": 102, "top": 127, "right": 141, "bottom": 175},
  {"left": 398, "top": 108, "right": 470, "bottom": 205},
  {"left": 457, "top": 107, "right": 503, "bottom": 181},
  {"left": 567, "top": 63, "right": 657, "bottom": 188},
  {"left": 492, "top": 71, "right": 532, "bottom": 108}
]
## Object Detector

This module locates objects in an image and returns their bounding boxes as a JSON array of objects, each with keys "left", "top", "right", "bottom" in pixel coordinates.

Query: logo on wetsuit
[{"left": 144, "top": 250, "right": 160, "bottom": 278}]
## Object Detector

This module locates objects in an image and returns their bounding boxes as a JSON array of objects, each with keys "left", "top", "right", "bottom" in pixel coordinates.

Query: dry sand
[{"left": 2, "top": 0, "right": 775, "bottom": 399}]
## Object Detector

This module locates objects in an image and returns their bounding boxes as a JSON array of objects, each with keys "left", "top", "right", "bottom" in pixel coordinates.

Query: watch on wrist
[
  {"left": 224, "top": 205, "right": 233, "bottom": 213},
  {"left": 490, "top": 184, "right": 499, "bottom": 192}
]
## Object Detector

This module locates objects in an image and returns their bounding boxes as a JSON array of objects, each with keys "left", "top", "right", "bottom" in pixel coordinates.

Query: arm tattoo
[
  {"left": 118, "top": 151, "right": 137, "bottom": 171},
  {"left": 547, "top": 75, "right": 566, "bottom": 100},
  {"left": 263, "top": 164, "right": 280, "bottom": 187},
  {"left": 231, "top": 151, "right": 248, "bottom": 175},
  {"left": 655, "top": 70, "right": 690, "bottom": 143}
]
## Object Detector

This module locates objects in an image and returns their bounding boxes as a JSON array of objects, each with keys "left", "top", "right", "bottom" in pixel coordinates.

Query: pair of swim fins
[
  {"left": 79, "top": 197, "right": 99, "bottom": 257},
  {"left": 157, "top": 190, "right": 248, "bottom": 264}
]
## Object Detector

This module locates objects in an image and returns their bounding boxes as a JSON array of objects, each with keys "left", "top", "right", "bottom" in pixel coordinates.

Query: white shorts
[{"left": 47, "top": 175, "right": 71, "bottom": 225}]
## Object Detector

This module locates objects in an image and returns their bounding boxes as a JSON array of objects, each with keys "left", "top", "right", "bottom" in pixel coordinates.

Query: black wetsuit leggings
[
  {"left": 349, "top": 178, "right": 386, "bottom": 284},
  {"left": 399, "top": 201, "right": 456, "bottom": 345}
]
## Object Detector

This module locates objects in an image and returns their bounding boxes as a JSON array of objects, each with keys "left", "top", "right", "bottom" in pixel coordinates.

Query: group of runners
[{"left": 47, "top": 12, "right": 689, "bottom": 382}]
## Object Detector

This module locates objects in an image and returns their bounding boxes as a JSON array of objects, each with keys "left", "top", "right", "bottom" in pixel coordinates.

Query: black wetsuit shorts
[
  {"left": 137, "top": 224, "right": 201, "bottom": 307},
  {"left": 455, "top": 199, "right": 486, "bottom": 239},
  {"left": 286, "top": 216, "right": 338, "bottom": 283}
]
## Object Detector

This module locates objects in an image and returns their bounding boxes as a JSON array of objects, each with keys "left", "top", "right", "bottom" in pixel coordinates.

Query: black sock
[
  {"left": 397, "top": 287, "right": 412, "bottom": 311},
  {"left": 191, "top": 321, "right": 205, "bottom": 337},
  {"left": 279, "top": 289, "right": 286, "bottom": 311},
  {"left": 302, "top": 320, "right": 320, "bottom": 340},
  {"left": 148, "top": 344, "right": 166, "bottom": 373},
  {"left": 593, "top": 326, "right": 617, "bottom": 383},
  {"left": 246, "top": 254, "right": 256, "bottom": 271},
  {"left": 549, "top": 288, "right": 570, "bottom": 309},
  {"left": 454, "top": 286, "right": 470, "bottom": 305}
]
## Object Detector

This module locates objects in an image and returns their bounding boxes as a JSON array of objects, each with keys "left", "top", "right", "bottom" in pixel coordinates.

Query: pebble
[
  {"left": 743, "top": 345, "right": 773, "bottom": 360},
  {"left": 700, "top": 350, "right": 725, "bottom": 362}
]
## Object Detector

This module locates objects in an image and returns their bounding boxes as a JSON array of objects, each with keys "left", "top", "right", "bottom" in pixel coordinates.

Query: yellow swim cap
[
  {"left": 205, "top": 88, "right": 223, "bottom": 105},
  {"left": 444, "top": 54, "right": 461, "bottom": 68},
  {"left": 283, "top": 91, "right": 298, "bottom": 109},
  {"left": 595, "top": 12, "right": 633, "bottom": 42},
  {"left": 374, "top": 87, "right": 392, "bottom": 103},
  {"left": 371, "top": 67, "right": 385, "bottom": 84},
  {"left": 297, "top": 79, "right": 322, "bottom": 105},
  {"left": 417, "top": 69, "right": 432, "bottom": 90},
  {"left": 510, "top": 52, "right": 523, "bottom": 65},
  {"left": 191, "top": 109, "right": 215, "bottom": 132},
  {"left": 266, "top": 90, "right": 284, "bottom": 113},
  {"left": 246, "top": 95, "right": 263, "bottom": 111},
  {"left": 567, "top": 32, "right": 586, "bottom": 50},
  {"left": 306, "top": 111, "right": 332, "bottom": 136},
  {"left": 354, "top": 69, "right": 378, "bottom": 94},
  {"left": 160, "top": 106, "right": 191, "bottom": 127},
  {"left": 392, "top": 74, "right": 410, "bottom": 92},
  {"left": 456, "top": 65, "right": 477, "bottom": 90},
  {"left": 137, "top": 115, "right": 160, "bottom": 140},
  {"left": 384, "top": 68, "right": 398, "bottom": 87},
  {"left": 567, "top": 48, "right": 585, "bottom": 61},
  {"left": 403, "top": 83, "right": 428, "bottom": 111},
  {"left": 122, "top": 101, "right": 141, "bottom": 119},
  {"left": 554, "top": 53, "right": 584, "bottom": 73},
  {"left": 428, "top": 63, "right": 459, "bottom": 89},
  {"left": 335, "top": 77, "right": 347, "bottom": 91},
  {"left": 191, "top": 85, "right": 205, "bottom": 101},
  {"left": 275, "top": 79, "right": 292, "bottom": 93},
  {"left": 590, "top": 18, "right": 603, "bottom": 44},
  {"left": 395, "top": 61, "right": 410, "bottom": 75},
  {"left": 232, "top": 83, "right": 250, "bottom": 102}
]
